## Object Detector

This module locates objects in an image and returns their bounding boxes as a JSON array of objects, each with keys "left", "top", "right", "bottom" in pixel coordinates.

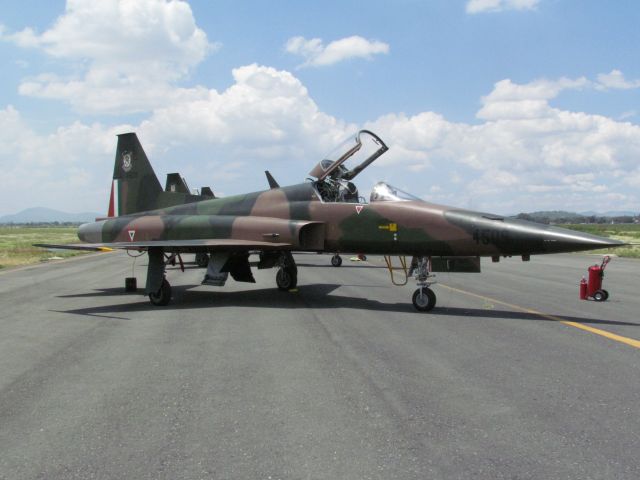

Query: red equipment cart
[{"left": 580, "top": 256, "right": 611, "bottom": 302}]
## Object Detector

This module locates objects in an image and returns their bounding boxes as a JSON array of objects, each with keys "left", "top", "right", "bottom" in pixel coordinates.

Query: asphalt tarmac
[{"left": 0, "top": 251, "right": 638, "bottom": 479}]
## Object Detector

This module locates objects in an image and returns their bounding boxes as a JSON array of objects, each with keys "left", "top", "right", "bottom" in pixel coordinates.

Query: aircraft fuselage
[{"left": 79, "top": 181, "right": 619, "bottom": 257}]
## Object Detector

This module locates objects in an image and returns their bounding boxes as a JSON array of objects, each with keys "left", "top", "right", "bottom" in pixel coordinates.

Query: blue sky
[{"left": 0, "top": 0, "right": 639, "bottom": 216}]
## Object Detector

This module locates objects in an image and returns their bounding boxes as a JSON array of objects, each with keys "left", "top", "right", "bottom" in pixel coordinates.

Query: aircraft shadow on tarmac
[
  {"left": 295, "top": 262, "right": 384, "bottom": 269},
  {"left": 54, "top": 284, "right": 638, "bottom": 327}
]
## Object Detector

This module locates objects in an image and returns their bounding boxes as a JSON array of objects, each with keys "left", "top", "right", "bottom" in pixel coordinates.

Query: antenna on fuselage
[{"left": 265, "top": 171, "right": 280, "bottom": 189}]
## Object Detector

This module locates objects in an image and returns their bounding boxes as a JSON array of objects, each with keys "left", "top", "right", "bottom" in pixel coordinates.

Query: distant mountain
[
  {"left": 0, "top": 207, "right": 102, "bottom": 224},
  {"left": 513, "top": 210, "right": 639, "bottom": 224},
  {"left": 512, "top": 211, "right": 584, "bottom": 222},
  {"left": 579, "top": 210, "right": 638, "bottom": 217}
]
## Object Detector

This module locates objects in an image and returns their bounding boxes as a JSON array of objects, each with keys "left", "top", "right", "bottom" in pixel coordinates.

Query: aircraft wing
[
  {"left": 34, "top": 239, "right": 293, "bottom": 253},
  {"left": 34, "top": 243, "right": 115, "bottom": 252}
]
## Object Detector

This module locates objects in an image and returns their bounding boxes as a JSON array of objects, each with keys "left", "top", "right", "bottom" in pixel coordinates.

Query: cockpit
[{"left": 309, "top": 130, "right": 423, "bottom": 204}]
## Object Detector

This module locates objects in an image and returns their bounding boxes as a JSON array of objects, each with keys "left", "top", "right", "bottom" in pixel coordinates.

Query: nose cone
[
  {"left": 443, "top": 209, "right": 625, "bottom": 256},
  {"left": 539, "top": 224, "right": 625, "bottom": 253},
  {"left": 499, "top": 217, "right": 625, "bottom": 254}
]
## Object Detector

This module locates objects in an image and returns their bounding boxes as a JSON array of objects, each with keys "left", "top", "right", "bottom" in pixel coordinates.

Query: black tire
[
  {"left": 593, "top": 290, "right": 606, "bottom": 302},
  {"left": 412, "top": 287, "right": 436, "bottom": 312},
  {"left": 195, "top": 252, "right": 209, "bottom": 268},
  {"left": 276, "top": 267, "right": 297, "bottom": 291},
  {"left": 149, "top": 279, "right": 172, "bottom": 306},
  {"left": 360, "top": 255, "right": 367, "bottom": 261},
  {"left": 601, "top": 289, "right": 609, "bottom": 301},
  {"left": 331, "top": 255, "right": 342, "bottom": 267}
]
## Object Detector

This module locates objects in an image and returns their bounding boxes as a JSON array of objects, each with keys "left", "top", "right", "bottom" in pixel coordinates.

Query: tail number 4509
[{"left": 472, "top": 228, "right": 510, "bottom": 245}]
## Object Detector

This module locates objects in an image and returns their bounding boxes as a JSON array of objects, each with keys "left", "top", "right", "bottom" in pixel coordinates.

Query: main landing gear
[
  {"left": 195, "top": 252, "right": 209, "bottom": 268},
  {"left": 142, "top": 249, "right": 302, "bottom": 307},
  {"left": 145, "top": 248, "right": 177, "bottom": 306},
  {"left": 276, "top": 251, "right": 298, "bottom": 290},
  {"left": 149, "top": 278, "right": 172, "bottom": 306}
]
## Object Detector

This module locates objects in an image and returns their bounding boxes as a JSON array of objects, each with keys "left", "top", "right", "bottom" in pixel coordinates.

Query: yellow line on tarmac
[{"left": 439, "top": 284, "right": 640, "bottom": 350}]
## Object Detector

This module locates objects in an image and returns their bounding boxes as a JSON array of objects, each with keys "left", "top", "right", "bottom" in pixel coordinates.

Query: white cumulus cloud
[
  {"left": 366, "top": 75, "right": 640, "bottom": 212},
  {"left": 596, "top": 69, "right": 640, "bottom": 90},
  {"left": 1, "top": 65, "right": 639, "bottom": 215},
  {"left": 0, "top": 105, "right": 122, "bottom": 214},
  {"left": 2, "top": 0, "right": 217, "bottom": 114},
  {"left": 466, "top": 0, "right": 540, "bottom": 14},
  {"left": 285, "top": 35, "right": 389, "bottom": 68},
  {"left": 477, "top": 76, "right": 589, "bottom": 120}
]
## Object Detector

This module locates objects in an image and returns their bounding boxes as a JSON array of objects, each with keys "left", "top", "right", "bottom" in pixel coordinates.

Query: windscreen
[{"left": 369, "top": 182, "right": 422, "bottom": 203}]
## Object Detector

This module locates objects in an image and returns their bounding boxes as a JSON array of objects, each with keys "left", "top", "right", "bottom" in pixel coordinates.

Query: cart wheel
[
  {"left": 412, "top": 288, "right": 436, "bottom": 312},
  {"left": 331, "top": 254, "right": 342, "bottom": 267},
  {"left": 593, "top": 290, "right": 607, "bottom": 302},
  {"left": 601, "top": 289, "right": 609, "bottom": 301}
]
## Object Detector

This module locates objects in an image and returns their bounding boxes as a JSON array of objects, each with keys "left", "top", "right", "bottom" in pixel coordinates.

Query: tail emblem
[{"left": 122, "top": 152, "right": 133, "bottom": 173}]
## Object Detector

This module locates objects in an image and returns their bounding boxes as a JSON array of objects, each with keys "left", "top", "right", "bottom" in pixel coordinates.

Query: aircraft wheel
[
  {"left": 412, "top": 287, "right": 436, "bottom": 312},
  {"left": 331, "top": 254, "right": 342, "bottom": 267},
  {"left": 149, "top": 279, "right": 172, "bottom": 306},
  {"left": 276, "top": 267, "right": 297, "bottom": 291},
  {"left": 195, "top": 252, "right": 209, "bottom": 268},
  {"left": 593, "top": 290, "right": 607, "bottom": 302}
]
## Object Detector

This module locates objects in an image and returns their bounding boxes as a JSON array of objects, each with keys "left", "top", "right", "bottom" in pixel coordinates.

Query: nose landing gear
[
  {"left": 384, "top": 255, "right": 437, "bottom": 312},
  {"left": 412, "top": 288, "right": 436, "bottom": 312},
  {"left": 410, "top": 256, "right": 437, "bottom": 312}
]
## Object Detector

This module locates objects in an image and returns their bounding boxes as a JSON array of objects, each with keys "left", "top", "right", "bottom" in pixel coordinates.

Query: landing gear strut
[{"left": 410, "top": 256, "right": 436, "bottom": 312}]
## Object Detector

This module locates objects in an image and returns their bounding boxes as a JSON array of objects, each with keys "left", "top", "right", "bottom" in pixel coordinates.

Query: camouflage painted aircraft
[{"left": 38, "top": 130, "right": 623, "bottom": 311}]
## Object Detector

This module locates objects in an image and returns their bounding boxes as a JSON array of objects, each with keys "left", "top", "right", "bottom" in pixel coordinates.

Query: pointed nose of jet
[
  {"left": 443, "top": 209, "right": 625, "bottom": 255},
  {"left": 539, "top": 224, "right": 625, "bottom": 253}
]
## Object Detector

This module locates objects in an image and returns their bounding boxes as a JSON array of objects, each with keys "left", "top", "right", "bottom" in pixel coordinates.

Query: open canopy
[
  {"left": 308, "top": 130, "right": 428, "bottom": 204},
  {"left": 308, "top": 130, "right": 388, "bottom": 182}
]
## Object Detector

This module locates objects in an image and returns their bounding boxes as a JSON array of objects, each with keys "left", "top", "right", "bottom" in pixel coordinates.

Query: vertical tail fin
[
  {"left": 108, "top": 133, "right": 163, "bottom": 216},
  {"left": 107, "top": 132, "right": 216, "bottom": 216}
]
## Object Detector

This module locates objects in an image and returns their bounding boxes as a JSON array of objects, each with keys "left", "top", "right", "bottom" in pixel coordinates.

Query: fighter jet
[{"left": 37, "top": 130, "right": 624, "bottom": 311}]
